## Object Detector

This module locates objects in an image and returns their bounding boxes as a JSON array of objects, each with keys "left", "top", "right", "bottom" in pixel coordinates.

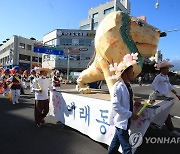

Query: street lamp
[
  {"left": 67, "top": 48, "right": 70, "bottom": 81},
  {"left": 155, "top": 0, "right": 160, "bottom": 9}
]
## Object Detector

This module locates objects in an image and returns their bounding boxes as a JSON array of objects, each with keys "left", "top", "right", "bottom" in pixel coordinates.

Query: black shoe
[
  {"left": 56, "top": 121, "right": 65, "bottom": 128},
  {"left": 36, "top": 123, "right": 42, "bottom": 128},
  {"left": 169, "top": 130, "right": 180, "bottom": 137},
  {"left": 42, "top": 119, "right": 45, "bottom": 124},
  {"left": 150, "top": 123, "right": 162, "bottom": 130}
]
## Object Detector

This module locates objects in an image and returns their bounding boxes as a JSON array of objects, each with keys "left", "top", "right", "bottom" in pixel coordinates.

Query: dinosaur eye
[{"left": 136, "top": 20, "right": 144, "bottom": 27}]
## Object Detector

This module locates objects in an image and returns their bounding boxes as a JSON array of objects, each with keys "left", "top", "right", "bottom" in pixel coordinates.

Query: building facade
[
  {"left": 0, "top": 35, "right": 42, "bottom": 71},
  {"left": 154, "top": 50, "right": 163, "bottom": 62},
  {"left": 42, "top": 29, "right": 95, "bottom": 71},
  {"left": 79, "top": 0, "right": 130, "bottom": 30},
  {"left": 149, "top": 50, "right": 163, "bottom": 63}
]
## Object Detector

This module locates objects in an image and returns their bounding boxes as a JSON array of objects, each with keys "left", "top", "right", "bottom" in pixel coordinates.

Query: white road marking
[
  {"left": 174, "top": 85, "right": 180, "bottom": 88},
  {"left": 131, "top": 84, "right": 150, "bottom": 87},
  {"left": 172, "top": 115, "right": 180, "bottom": 120}
]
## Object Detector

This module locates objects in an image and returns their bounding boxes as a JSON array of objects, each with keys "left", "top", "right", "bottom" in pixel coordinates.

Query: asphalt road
[{"left": 0, "top": 84, "right": 180, "bottom": 154}]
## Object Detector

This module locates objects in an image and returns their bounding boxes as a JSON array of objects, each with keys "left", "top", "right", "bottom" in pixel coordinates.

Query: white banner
[{"left": 49, "top": 92, "right": 174, "bottom": 153}]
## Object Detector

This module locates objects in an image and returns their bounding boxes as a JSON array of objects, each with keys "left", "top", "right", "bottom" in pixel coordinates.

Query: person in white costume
[
  {"left": 32, "top": 68, "right": 54, "bottom": 128},
  {"left": 29, "top": 69, "right": 37, "bottom": 93},
  {"left": 151, "top": 60, "right": 180, "bottom": 136},
  {"left": 108, "top": 53, "right": 140, "bottom": 154},
  {"left": 22, "top": 70, "right": 29, "bottom": 90}
]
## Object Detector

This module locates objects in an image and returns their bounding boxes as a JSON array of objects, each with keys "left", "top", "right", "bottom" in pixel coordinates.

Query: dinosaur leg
[
  {"left": 98, "top": 59, "right": 117, "bottom": 93},
  {"left": 76, "top": 65, "right": 104, "bottom": 94}
]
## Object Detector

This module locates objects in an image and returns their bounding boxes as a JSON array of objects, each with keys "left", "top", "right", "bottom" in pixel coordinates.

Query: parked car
[{"left": 70, "top": 72, "right": 81, "bottom": 83}]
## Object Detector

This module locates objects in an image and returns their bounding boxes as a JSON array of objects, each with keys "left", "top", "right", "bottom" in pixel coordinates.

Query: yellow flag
[
  {"left": 8, "top": 92, "right": 12, "bottom": 101},
  {"left": 14, "top": 76, "right": 21, "bottom": 82},
  {"left": 37, "top": 83, "right": 42, "bottom": 91}
]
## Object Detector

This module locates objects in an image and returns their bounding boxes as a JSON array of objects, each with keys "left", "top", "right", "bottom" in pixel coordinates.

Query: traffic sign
[{"left": 33, "top": 46, "right": 64, "bottom": 55}]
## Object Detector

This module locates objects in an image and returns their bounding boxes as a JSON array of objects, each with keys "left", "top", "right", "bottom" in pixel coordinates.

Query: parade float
[{"left": 48, "top": 11, "right": 175, "bottom": 153}]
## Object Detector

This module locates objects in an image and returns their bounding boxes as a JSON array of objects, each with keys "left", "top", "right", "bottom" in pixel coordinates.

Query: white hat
[
  {"left": 155, "top": 60, "right": 174, "bottom": 70},
  {"left": 36, "top": 67, "right": 52, "bottom": 74}
]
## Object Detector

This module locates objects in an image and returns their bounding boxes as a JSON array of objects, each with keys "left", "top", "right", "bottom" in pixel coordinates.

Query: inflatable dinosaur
[{"left": 77, "top": 11, "right": 161, "bottom": 94}]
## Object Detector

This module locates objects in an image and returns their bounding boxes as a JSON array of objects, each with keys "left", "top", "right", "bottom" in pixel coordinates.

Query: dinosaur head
[
  {"left": 130, "top": 16, "right": 160, "bottom": 57},
  {"left": 95, "top": 11, "right": 161, "bottom": 77}
]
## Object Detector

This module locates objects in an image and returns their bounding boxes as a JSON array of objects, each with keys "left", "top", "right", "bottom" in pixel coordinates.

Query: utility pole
[
  {"left": 114, "top": 0, "right": 117, "bottom": 11},
  {"left": 38, "top": 53, "right": 39, "bottom": 66},
  {"left": 67, "top": 48, "right": 70, "bottom": 81}
]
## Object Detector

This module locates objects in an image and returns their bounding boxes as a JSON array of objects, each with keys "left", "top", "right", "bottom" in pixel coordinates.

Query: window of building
[
  {"left": 19, "top": 43, "right": 25, "bottom": 49},
  {"left": 19, "top": 54, "right": 30, "bottom": 61},
  {"left": 26, "top": 44, "right": 32, "bottom": 50},
  {"left": 52, "top": 39, "right": 56, "bottom": 46},
  {"left": 79, "top": 39, "right": 92, "bottom": 46},
  {"left": 86, "top": 39, "right": 92, "bottom": 46},
  {"left": 43, "top": 55, "right": 49, "bottom": 62},
  {"left": 72, "top": 39, "right": 79, "bottom": 45},
  {"left": 104, "top": 7, "right": 114, "bottom": 15},
  {"left": 117, "top": 7, "right": 122, "bottom": 11},
  {"left": 44, "top": 39, "right": 56, "bottom": 46},
  {"left": 10, "top": 43, "right": 14, "bottom": 49},
  {"left": 93, "top": 12, "right": 98, "bottom": 18},
  {"left": 4, "top": 56, "right": 8, "bottom": 64},
  {"left": 43, "top": 55, "right": 46, "bottom": 62},
  {"left": 59, "top": 38, "right": 72, "bottom": 45},
  {"left": 45, "top": 55, "right": 50, "bottom": 61},
  {"left": 32, "top": 56, "right": 38, "bottom": 62},
  {"left": 39, "top": 57, "right": 42, "bottom": 63},
  {"left": 93, "top": 22, "right": 98, "bottom": 29},
  {"left": 80, "top": 52, "right": 91, "bottom": 60},
  {"left": 80, "top": 24, "right": 90, "bottom": 30},
  {"left": 70, "top": 54, "right": 80, "bottom": 61},
  {"left": 79, "top": 39, "right": 85, "bottom": 46}
]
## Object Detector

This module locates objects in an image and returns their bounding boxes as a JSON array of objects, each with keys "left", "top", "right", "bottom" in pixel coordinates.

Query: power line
[{"left": 164, "top": 28, "right": 180, "bottom": 33}]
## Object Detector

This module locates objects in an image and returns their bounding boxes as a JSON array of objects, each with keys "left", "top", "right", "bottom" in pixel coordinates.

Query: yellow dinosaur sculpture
[{"left": 77, "top": 11, "right": 161, "bottom": 94}]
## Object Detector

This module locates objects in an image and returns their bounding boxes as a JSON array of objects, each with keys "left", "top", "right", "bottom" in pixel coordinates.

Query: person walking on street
[
  {"left": 1, "top": 68, "right": 11, "bottom": 96},
  {"left": 151, "top": 60, "right": 180, "bottom": 136},
  {"left": 22, "top": 70, "right": 29, "bottom": 90},
  {"left": 8, "top": 66, "right": 22, "bottom": 104},
  {"left": 32, "top": 67, "right": 54, "bottom": 128},
  {"left": 138, "top": 76, "right": 142, "bottom": 86},
  {"left": 108, "top": 53, "right": 140, "bottom": 154},
  {"left": 52, "top": 70, "right": 61, "bottom": 91},
  {"left": 29, "top": 69, "right": 37, "bottom": 93}
]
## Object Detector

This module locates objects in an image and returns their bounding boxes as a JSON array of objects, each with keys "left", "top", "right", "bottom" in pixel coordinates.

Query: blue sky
[{"left": 0, "top": 0, "right": 180, "bottom": 62}]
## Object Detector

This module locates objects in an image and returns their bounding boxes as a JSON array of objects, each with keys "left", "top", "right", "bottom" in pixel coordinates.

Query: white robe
[{"left": 109, "top": 80, "right": 134, "bottom": 130}]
